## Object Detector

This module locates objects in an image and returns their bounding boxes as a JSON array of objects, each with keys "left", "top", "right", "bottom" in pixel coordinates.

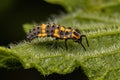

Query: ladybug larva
[{"left": 26, "top": 23, "right": 89, "bottom": 51}]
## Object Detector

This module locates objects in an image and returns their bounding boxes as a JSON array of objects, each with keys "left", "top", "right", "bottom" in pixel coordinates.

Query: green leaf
[
  {"left": 10, "top": 8, "right": 120, "bottom": 79},
  {"left": 0, "top": 47, "right": 22, "bottom": 69},
  {"left": 11, "top": 22, "right": 120, "bottom": 79},
  {"left": 23, "top": 24, "right": 35, "bottom": 33},
  {"left": 45, "top": 0, "right": 120, "bottom": 13}
]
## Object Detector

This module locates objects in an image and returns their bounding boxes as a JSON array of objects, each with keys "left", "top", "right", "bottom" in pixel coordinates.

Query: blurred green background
[{"left": 0, "top": 0, "right": 66, "bottom": 46}]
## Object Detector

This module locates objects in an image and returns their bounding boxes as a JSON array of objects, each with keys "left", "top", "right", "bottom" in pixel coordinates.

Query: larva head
[
  {"left": 72, "top": 29, "right": 89, "bottom": 50},
  {"left": 72, "top": 29, "right": 81, "bottom": 42}
]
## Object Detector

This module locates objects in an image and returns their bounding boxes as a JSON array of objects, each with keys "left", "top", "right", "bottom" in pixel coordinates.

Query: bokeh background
[{"left": 0, "top": 0, "right": 66, "bottom": 46}]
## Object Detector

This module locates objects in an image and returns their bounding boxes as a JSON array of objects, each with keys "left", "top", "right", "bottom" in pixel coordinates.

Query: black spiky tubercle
[{"left": 26, "top": 26, "right": 41, "bottom": 40}]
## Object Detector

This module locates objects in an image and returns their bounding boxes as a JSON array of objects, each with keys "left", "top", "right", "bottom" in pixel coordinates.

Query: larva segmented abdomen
[
  {"left": 26, "top": 26, "right": 41, "bottom": 40},
  {"left": 26, "top": 23, "right": 81, "bottom": 40}
]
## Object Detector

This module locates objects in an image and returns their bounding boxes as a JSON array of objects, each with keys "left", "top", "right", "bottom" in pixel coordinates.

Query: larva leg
[
  {"left": 79, "top": 36, "right": 87, "bottom": 51},
  {"left": 65, "top": 39, "right": 68, "bottom": 50},
  {"left": 51, "top": 38, "right": 58, "bottom": 48}
]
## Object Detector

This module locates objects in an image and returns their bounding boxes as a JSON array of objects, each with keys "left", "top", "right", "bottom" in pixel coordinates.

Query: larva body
[{"left": 26, "top": 23, "right": 89, "bottom": 50}]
